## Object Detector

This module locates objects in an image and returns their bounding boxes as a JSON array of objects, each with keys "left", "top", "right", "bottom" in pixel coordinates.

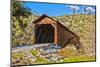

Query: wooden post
[
  {"left": 54, "top": 26, "right": 57, "bottom": 45},
  {"left": 51, "top": 23, "right": 57, "bottom": 45}
]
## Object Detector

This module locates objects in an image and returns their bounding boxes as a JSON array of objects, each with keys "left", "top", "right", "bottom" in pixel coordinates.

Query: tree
[
  {"left": 12, "top": 1, "right": 32, "bottom": 18},
  {"left": 12, "top": 1, "right": 33, "bottom": 47},
  {"left": 70, "top": 5, "right": 80, "bottom": 14}
]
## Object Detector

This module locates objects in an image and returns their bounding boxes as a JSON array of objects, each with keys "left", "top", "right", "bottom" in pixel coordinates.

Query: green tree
[{"left": 12, "top": 1, "right": 33, "bottom": 47}]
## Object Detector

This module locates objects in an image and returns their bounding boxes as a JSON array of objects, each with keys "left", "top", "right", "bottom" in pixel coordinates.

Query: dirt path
[{"left": 12, "top": 43, "right": 54, "bottom": 53}]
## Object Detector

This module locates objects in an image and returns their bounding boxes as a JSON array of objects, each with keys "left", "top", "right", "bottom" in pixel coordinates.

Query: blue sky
[{"left": 23, "top": 2, "right": 96, "bottom": 16}]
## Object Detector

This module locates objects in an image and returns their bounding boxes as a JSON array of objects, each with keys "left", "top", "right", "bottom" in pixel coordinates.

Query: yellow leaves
[{"left": 58, "top": 48, "right": 77, "bottom": 58}]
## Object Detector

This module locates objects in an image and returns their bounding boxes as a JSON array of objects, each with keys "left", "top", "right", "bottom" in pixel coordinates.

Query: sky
[{"left": 23, "top": 1, "right": 96, "bottom": 17}]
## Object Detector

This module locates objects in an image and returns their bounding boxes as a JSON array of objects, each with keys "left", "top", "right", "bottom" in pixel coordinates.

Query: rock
[
  {"left": 12, "top": 44, "right": 65, "bottom": 65},
  {"left": 15, "top": 59, "right": 20, "bottom": 63},
  {"left": 31, "top": 58, "right": 36, "bottom": 62},
  {"left": 12, "top": 59, "right": 16, "bottom": 64}
]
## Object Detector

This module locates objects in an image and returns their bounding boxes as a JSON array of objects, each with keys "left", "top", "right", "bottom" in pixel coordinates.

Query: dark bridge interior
[{"left": 35, "top": 24, "right": 54, "bottom": 43}]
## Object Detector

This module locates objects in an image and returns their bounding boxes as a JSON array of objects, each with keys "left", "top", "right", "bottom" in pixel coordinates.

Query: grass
[
  {"left": 30, "top": 49, "right": 48, "bottom": 64},
  {"left": 58, "top": 47, "right": 95, "bottom": 63},
  {"left": 30, "top": 50, "right": 38, "bottom": 56},
  {"left": 12, "top": 52, "right": 25, "bottom": 59},
  {"left": 58, "top": 47, "right": 78, "bottom": 58},
  {"left": 63, "top": 55, "right": 95, "bottom": 62},
  {"left": 35, "top": 56, "right": 48, "bottom": 64},
  {"left": 12, "top": 49, "right": 96, "bottom": 65}
]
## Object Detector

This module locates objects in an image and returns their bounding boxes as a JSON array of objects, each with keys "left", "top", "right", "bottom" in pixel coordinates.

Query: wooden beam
[
  {"left": 51, "top": 23, "right": 56, "bottom": 28},
  {"left": 51, "top": 23, "right": 57, "bottom": 45},
  {"left": 54, "top": 24, "right": 57, "bottom": 45},
  {"left": 54, "top": 28, "right": 57, "bottom": 44}
]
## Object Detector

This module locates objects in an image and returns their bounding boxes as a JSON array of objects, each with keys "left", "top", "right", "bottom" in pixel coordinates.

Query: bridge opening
[{"left": 35, "top": 24, "right": 54, "bottom": 44}]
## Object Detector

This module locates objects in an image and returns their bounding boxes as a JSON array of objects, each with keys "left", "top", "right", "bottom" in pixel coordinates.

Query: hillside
[
  {"left": 54, "top": 14, "right": 96, "bottom": 55},
  {"left": 12, "top": 14, "right": 96, "bottom": 54},
  {"left": 12, "top": 14, "right": 96, "bottom": 65}
]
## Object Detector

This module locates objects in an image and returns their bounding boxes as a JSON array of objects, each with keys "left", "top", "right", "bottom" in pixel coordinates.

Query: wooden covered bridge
[{"left": 32, "top": 15, "right": 81, "bottom": 49}]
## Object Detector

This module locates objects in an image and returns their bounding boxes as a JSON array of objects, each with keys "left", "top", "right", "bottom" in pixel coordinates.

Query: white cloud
[
  {"left": 86, "top": 7, "right": 95, "bottom": 12},
  {"left": 70, "top": 5, "right": 80, "bottom": 10}
]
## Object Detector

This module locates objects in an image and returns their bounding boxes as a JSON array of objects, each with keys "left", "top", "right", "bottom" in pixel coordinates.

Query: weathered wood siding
[{"left": 57, "top": 23, "right": 79, "bottom": 46}]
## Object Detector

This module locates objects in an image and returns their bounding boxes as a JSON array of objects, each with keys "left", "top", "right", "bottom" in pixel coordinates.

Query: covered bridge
[{"left": 33, "top": 15, "right": 81, "bottom": 49}]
